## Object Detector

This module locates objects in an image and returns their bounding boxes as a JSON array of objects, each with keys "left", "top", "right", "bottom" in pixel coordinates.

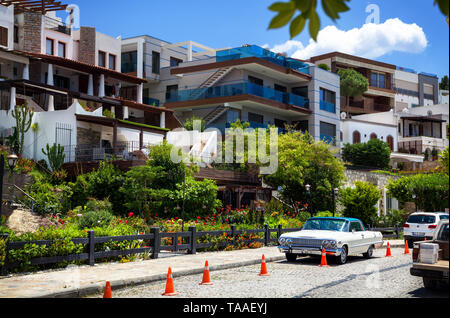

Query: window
[
  {"left": 292, "top": 86, "right": 308, "bottom": 98},
  {"left": 58, "top": 42, "right": 66, "bottom": 58},
  {"left": 152, "top": 51, "right": 160, "bottom": 74},
  {"left": 109, "top": 54, "right": 116, "bottom": 70},
  {"left": 248, "top": 76, "right": 263, "bottom": 86},
  {"left": 292, "top": 120, "right": 308, "bottom": 132},
  {"left": 122, "top": 51, "right": 137, "bottom": 73},
  {"left": 98, "top": 51, "right": 106, "bottom": 67},
  {"left": 54, "top": 75, "right": 70, "bottom": 90},
  {"left": 370, "top": 133, "right": 378, "bottom": 140},
  {"left": 387, "top": 135, "right": 394, "bottom": 151},
  {"left": 274, "top": 84, "right": 287, "bottom": 93},
  {"left": 274, "top": 119, "right": 287, "bottom": 129},
  {"left": 0, "top": 27, "right": 8, "bottom": 47},
  {"left": 170, "top": 57, "right": 183, "bottom": 67},
  {"left": 14, "top": 26, "right": 18, "bottom": 44},
  {"left": 227, "top": 109, "right": 240, "bottom": 123},
  {"left": 349, "top": 222, "right": 364, "bottom": 232},
  {"left": 353, "top": 131, "right": 361, "bottom": 144},
  {"left": 320, "top": 88, "right": 336, "bottom": 113},
  {"left": 165, "top": 85, "right": 178, "bottom": 102},
  {"left": 320, "top": 122, "right": 336, "bottom": 145},
  {"left": 371, "top": 72, "right": 386, "bottom": 89},
  {"left": 46, "top": 38, "right": 54, "bottom": 55},
  {"left": 248, "top": 112, "right": 264, "bottom": 124}
]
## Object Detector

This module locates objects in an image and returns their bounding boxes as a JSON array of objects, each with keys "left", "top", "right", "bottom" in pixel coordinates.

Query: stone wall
[
  {"left": 22, "top": 12, "right": 42, "bottom": 53},
  {"left": 344, "top": 169, "right": 402, "bottom": 216},
  {"left": 77, "top": 127, "right": 100, "bottom": 146},
  {"left": 78, "top": 27, "right": 96, "bottom": 65}
]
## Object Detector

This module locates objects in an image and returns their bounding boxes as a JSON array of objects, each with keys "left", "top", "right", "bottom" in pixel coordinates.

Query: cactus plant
[
  {"left": 11, "top": 104, "right": 34, "bottom": 157},
  {"left": 42, "top": 143, "right": 66, "bottom": 172}
]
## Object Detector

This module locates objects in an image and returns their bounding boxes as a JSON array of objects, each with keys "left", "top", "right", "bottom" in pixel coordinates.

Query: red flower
[
  {"left": 197, "top": 216, "right": 201, "bottom": 220},
  {"left": 125, "top": 220, "right": 129, "bottom": 224},
  {"left": 128, "top": 212, "right": 134, "bottom": 217}
]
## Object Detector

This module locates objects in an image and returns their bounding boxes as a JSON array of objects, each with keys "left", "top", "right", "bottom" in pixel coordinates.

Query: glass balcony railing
[
  {"left": 320, "top": 101, "right": 336, "bottom": 113},
  {"left": 166, "top": 81, "right": 309, "bottom": 109},
  {"left": 216, "top": 45, "right": 310, "bottom": 75},
  {"left": 320, "top": 135, "right": 337, "bottom": 146},
  {"left": 143, "top": 97, "right": 160, "bottom": 107}
]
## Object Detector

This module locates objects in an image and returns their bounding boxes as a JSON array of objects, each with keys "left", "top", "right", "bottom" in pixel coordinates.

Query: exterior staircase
[
  {"left": 203, "top": 105, "right": 228, "bottom": 125},
  {"left": 188, "top": 67, "right": 233, "bottom": 101}
]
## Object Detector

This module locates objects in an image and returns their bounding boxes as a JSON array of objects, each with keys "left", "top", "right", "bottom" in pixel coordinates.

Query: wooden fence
[
  {"left": 0, "top": 225, "right": 403, "bottom": 275},
  {"left": 0, "top": 225, "right": 300, "bottom": 275}
]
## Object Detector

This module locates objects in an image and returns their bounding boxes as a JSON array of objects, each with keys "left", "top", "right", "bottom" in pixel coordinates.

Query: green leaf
[
  {"left": 322, "top": 0, "right": 339, "bottom": 20},
  {"left": 308, "top": 10, "right": 321, "bottom": 41},
  {"left": 269, "top": 1, "right": 295, "bottom": 12},
  {"left": 268, "top": 9, "right": 296, "bottom": 29},
  {"left": 435, "top": 0, "right": 449, "bottom": 16},
  {"left": 290, "top": 15, "right": 306, "bottom": 38},
  {"left": 293, "top": 0, "right": 313, "bottom": 12}
]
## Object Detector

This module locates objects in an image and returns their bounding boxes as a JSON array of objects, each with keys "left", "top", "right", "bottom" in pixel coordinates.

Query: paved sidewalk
[{"left": 0, "top": 240, "right": 404, "bottom": 298}]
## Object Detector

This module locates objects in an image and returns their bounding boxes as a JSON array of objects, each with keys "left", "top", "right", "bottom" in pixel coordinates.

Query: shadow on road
[
  {"left": 408, "top": 286, "right": 449, "bottom": 298},
  {"left": 278, "top": 255, "right": 383, "bottom": 267}
]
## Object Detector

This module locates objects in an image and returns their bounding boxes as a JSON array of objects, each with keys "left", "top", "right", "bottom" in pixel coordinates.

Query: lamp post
[
  {"left": 181, "top": 167, "right": 186, "bottom": 232},
  {"left": 305, "top": 184, "right": 313, "bottom": 217},
  {"left": 1, "top": 154, "right": 18, "bottom": 217},
  {"left": 0, "top": 155, "right": 4, "bottom": 217},
  {"left": 332, "top": 188, "right": 339, "bottom": 217}
]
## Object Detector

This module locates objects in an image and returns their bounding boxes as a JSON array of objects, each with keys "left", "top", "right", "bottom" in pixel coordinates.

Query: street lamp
[
  {"left": 332, "top": 188, "right": 339, "bottom": 217},
  {"left": 0, "top": 155, "right": 4, "bottom": 216},
  {"left": 7, "top": 154, "right": 18, "bottom": 172},
  {"left": 305, "top": 184, "right": 313, "bottom": 216},
  {"left": 412, "top": 194, "right": 417, "bottom": 212}
]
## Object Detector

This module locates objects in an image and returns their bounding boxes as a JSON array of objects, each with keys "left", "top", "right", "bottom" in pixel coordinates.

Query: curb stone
[{"left": 38, "top": 255, "right": 286, "bottom": 298}]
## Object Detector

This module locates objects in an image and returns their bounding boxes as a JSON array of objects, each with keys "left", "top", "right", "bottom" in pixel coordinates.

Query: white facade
[
  {"left": 341, "top": 112, "right": 398, "bottom": 151},
  {"left": 0, "top": 4, "right": 14, "bottom": 50}
]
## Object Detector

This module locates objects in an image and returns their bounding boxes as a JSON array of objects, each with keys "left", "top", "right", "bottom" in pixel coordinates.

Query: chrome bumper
[{"left": 278, "top": 246, "right": 342, "bottom": 256}]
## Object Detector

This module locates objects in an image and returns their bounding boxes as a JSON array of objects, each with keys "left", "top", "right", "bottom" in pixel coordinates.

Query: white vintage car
[{"left": 278, "top": 217, "right": 383, "bottom": 264}]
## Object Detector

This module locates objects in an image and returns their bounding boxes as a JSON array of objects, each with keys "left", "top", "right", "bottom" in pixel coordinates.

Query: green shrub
[
  {"left": 78, "top": 210, "right": 114, "bottom": 229},
  {"left": 339, "top": 181, "right": 381, "bottom": 227},
  {"left": 342, "top": 139, "right": 392, "bottom": 169}
]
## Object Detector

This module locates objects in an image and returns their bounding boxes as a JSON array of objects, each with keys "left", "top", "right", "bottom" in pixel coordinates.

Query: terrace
[{"left": 165, "top": 81, "right": 310, "bottom": 112}]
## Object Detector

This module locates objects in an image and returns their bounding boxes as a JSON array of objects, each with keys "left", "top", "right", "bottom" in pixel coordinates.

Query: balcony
[
  {"left": 166, "top": 81, "right": 310, "bottom": 109},
  {"left": 320, "top": 101, "right": 336, "bottom": 113},
  {"left": 143, "top": 97, "right": 160, "bottom": 107},
  {"left": 216, "top": 45, "right": 310, "bottom": 75}
]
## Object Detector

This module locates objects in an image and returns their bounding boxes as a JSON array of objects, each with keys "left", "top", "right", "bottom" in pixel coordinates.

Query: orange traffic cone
[
  {"left": 161, "top": 267, "right": 179, "bottom": 296},
  {"left": 386, "top": 242, "right": 392, "bottom": 257},
  {"left": 404, "top": 240, "right": 410, "bottom": 255},
  {"left": 199, "top": 261, "right": 214, "bottom": 285},
  {"left": 259, "top": 254, "right": 271, "bottom": 276},
  {"left": 103, "top": 281, "right": 112, "bottom": 298},
  {"left": 319, "top": 248, "right": 329, "bottom": 267}
]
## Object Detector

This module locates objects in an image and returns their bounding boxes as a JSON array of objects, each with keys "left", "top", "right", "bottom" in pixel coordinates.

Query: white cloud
[{"left": 267, "top": 18, "right": 428, "bottom": 60}]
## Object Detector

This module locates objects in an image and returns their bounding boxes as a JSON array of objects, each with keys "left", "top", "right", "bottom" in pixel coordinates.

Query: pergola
[{"left": 0, "top": 0, "right": 68, "bottom": 13}]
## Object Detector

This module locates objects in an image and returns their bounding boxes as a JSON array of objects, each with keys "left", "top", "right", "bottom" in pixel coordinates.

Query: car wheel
[
  {"left": 423, "top": 277, "right": 439, "bottom": 290},
  {"left": 363, "top": 245, "right": 374, "bottom": 259},
  {"left": 286, "top": 253, "right": 297, "bottom": 262},
  {"left": 336, "top": 246, "right": 348, "bottom": 265}
]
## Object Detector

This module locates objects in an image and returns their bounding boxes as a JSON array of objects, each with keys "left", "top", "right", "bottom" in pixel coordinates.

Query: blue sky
[{"left": 58, "top": 0, "right": 449, "bottom": 79}]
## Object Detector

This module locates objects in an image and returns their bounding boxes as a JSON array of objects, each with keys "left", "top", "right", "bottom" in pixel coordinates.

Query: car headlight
[
  {"left": 279, "top": 238, "right": 286, "bottom": 245},
  {"left": 286, "top": 238, "right": 292, "bottom": 245},
  {"left": 322, "top": 240, "right": 337, "bottom": 249}
]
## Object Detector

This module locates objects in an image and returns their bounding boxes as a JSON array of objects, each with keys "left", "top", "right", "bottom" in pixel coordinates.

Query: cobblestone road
[{"left": 89, "top": 248, "right": 448, "bottom": 298}]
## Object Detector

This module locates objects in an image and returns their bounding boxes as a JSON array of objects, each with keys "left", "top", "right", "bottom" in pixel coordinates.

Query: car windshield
[
  {"left": 303, "top": 219, "right": 347, "bottom": 231},
  {"left": 407, "top": 215, "right": 436, "bottom": 224}
]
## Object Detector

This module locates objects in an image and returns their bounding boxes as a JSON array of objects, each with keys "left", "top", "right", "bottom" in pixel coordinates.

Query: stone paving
[{"left": 0, "top": 240, "right": 404, "bottom": 298}]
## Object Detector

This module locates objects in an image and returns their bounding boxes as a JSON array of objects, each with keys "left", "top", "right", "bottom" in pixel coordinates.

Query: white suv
[{"left": 404, "top": 212, "right": 449, "bottom": 246}]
